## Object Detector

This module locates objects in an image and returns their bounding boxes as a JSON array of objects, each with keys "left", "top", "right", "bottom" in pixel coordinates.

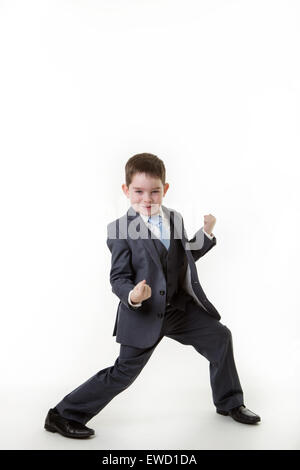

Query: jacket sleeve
[
  {"left": 187, "top": 227, "right": 217, "bottom": 262},
  {"left": 106, "top": 235, "right": 142, "bottom": 311}
]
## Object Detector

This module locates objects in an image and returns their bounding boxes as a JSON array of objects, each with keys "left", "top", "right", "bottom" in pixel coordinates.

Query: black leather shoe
[
  {"left": 216, "top": 405, "right": 261, "bottom": 424},
  {"left": 44, "top": 408, "right": 95, "bottom": 438}
]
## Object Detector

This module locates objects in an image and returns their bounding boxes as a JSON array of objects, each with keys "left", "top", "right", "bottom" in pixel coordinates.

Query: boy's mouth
[{"left": 139, "top": 203, "right": 160, "bottom": 212}]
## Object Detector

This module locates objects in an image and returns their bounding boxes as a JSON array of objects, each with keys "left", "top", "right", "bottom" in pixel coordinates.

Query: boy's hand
[
  {"left": 130, "top": 279, "right": 152, "bottom": 304},
  {"left": 204, "top": 214, "right": 216, "bottom": 235}
]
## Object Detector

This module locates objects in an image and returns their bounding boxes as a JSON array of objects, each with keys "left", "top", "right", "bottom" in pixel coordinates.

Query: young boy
[{"left": 44, "top": 153, "right": 261, "bottom": 439}]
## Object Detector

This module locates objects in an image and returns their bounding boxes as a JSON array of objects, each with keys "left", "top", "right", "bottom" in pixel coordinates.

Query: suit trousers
[{"left": 54, "top": 299, "right": 244, "bottom": 425}]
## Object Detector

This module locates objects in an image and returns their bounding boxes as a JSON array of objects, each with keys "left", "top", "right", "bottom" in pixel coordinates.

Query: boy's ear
[
  {"left": 122, "top": 183, "right": 129, "bottom": 197},
  {"left": 163, "top": 183, "right": 169, "bottom": 196}
]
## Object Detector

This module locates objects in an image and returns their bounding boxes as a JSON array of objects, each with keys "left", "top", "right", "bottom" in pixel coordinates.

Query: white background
[{"left": 0, "top": 0, "right": 299, "bottom": 450}]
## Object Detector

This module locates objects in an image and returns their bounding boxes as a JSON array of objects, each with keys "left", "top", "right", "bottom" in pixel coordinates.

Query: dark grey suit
[{"left": 54, "top": 205, "right": 244, "bottom": 424}]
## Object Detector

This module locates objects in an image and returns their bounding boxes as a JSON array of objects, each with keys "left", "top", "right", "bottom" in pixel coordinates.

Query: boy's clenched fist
[
  {"left": 130, "top": 279, "right": 152, "bottom": 304},
  {"left": 204, "top": 214, "right": 216, "bottom": 235}
]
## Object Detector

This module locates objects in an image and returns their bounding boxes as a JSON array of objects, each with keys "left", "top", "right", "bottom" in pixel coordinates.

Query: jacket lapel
[{"left": 126, "top": 206, "right": 162, "bottom": 270}]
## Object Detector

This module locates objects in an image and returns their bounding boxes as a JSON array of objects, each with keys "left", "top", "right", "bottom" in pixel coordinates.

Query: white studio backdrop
[{"left": 0, "top": 0, "right": 299, "bottom": 449}]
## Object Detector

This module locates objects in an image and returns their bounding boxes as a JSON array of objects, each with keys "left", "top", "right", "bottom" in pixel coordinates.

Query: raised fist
[{"left": 204, "top": 214, "right": 216, "bottom": 235}]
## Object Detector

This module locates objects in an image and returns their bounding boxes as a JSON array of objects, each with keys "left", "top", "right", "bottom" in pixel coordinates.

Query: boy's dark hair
[{"left": 125, "top": 153, "right": 166, "bottom": 187}]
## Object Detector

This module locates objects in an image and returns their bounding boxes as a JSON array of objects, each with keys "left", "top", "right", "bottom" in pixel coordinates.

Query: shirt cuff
[
  {"left": 128, "top": 289, "right": 142, "bottom": 307},
  {"left": 203, "top": 229, "right": 214, "bottom": 240}
]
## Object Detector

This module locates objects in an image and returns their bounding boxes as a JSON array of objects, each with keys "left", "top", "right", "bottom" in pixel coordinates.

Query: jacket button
[{"left": 160, "top": 290, "right": 165, "bottom": 295}]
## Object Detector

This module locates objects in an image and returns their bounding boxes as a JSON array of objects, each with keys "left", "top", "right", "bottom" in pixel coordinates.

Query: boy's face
[{"left": 122, "top": 172, "right": 169, "bottom": 216}]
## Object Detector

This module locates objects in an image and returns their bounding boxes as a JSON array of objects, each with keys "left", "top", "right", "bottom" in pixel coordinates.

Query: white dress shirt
[{"left": 128, "top": 206, "right": 214, "bottom": 307}]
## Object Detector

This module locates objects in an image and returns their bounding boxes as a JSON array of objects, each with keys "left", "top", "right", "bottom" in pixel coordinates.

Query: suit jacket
[{"left": 106, "top": 204, "right": 221, "bottom": 348}]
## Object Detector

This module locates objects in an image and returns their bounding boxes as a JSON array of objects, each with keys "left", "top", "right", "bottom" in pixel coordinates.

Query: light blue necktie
[{"left": 148, "top": 214, "right": 170, "bottom": 250}]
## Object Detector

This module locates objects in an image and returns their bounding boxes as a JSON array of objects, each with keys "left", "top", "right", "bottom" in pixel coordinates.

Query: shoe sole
[
  {"left": 216, "top": 409, "right": 230, "bottom": 416},
  {"left": 44, "top": 423, "right": 94, "bottom": 439},
  {"left": 216, "top": 409, "right": 261, "bottom": 424}
]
